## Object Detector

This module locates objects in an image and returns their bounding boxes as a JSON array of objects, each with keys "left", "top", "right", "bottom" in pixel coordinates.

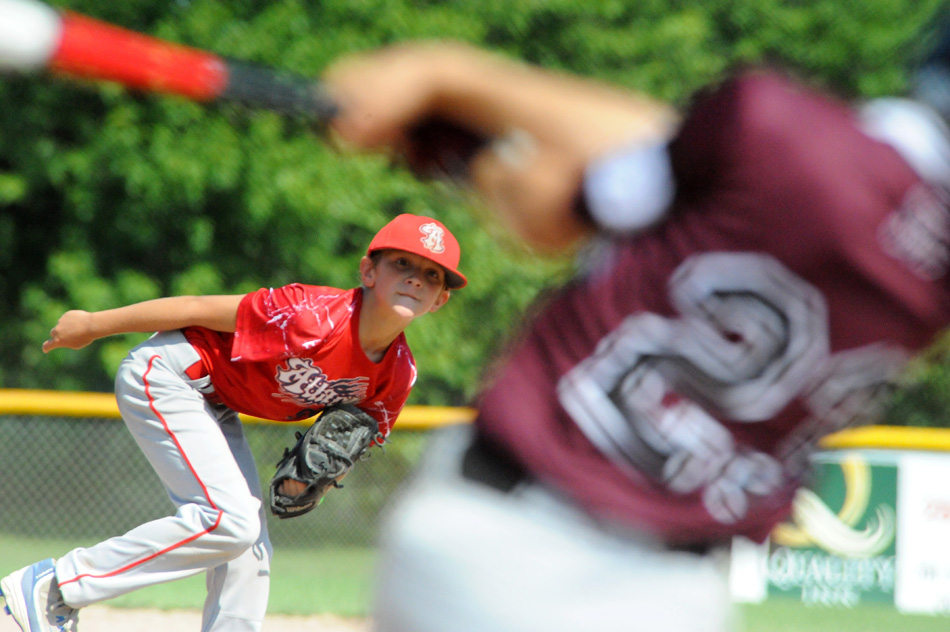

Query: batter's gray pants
[{"left": 373, "top": 425, "right": 734, "bottom": 632}]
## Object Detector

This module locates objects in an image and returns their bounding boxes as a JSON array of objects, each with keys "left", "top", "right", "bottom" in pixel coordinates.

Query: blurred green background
[{"left": 2, "top": 0, "right": 950, "bottom": 417}]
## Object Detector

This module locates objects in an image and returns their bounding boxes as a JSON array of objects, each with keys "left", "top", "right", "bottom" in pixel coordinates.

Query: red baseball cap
[{"left": 367, "top": 214, "right": 467, "bottom": 289}]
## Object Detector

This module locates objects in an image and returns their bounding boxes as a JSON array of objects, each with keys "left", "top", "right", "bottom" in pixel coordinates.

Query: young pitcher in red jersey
[{"left": 0, "top": 213, "right": 465, "bottom": 632}]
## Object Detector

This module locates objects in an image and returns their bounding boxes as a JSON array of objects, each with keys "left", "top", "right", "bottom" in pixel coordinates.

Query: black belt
[
  {"left": 668, "top": 541, "right": 716, "bottom": 556},
  {"left": 460, "top": 432, "right": 527, "bottom": 493},
  {"left": 460, "top": 432, "right": 717, "bottom": 556}
]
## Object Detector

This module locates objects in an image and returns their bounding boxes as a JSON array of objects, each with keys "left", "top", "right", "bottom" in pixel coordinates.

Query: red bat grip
[{"left": 49, "top": 12, "right": 228, "bottom": 101}]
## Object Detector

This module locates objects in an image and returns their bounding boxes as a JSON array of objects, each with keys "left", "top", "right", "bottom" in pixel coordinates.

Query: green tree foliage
[{"left": 0, "top": 0, "right": 946, "bottom": 409}]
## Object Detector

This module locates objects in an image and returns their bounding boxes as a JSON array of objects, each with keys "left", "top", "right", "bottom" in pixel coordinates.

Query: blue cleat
[{"left": 0, "top": 559, "right": 79, "bottom": 631}]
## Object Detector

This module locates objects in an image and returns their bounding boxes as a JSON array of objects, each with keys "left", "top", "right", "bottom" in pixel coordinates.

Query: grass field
[
  {"left": 3, "top": 534, "right": 949, "bottom": 630},
  {"left": 737, "top": 599, "right": 949, "bottom": 632},
  {"left": 0, "top": 535, "right": 375, "bottom": 617}
]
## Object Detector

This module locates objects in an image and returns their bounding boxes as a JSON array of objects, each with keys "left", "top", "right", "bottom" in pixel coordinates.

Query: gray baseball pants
[
  {"left": 54, "top": 330, "right": 272, "bottom": 632},
  {"left": 373, "top": 424, "right": 733, "bottom": 632}
]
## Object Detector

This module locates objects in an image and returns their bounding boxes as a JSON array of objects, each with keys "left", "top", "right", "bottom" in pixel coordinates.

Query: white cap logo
[{"left": 419, "top": 222, "right": 446, "bottom": 254}]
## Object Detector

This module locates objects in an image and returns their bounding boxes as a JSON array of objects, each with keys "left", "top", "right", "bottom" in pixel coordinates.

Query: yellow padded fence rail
[
  {"left": 0, "top": 388, "right": 476, "bottom": 430},
  {"left": 2, "top": 389, "right": 950, "bottom": 449}
]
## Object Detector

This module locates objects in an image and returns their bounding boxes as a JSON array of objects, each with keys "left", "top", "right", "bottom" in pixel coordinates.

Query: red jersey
[
  {"left": 183, "top": 284, "right": 416, "bottom": 434},
  {"left": 475, "top": 72, "right": 950, "bottom": 545}
]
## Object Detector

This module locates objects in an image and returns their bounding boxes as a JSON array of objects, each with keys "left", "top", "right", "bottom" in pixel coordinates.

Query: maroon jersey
[
  {"left": 476, "top": 72, "right": 950, "bottom": 545},
  {"left": 184, "top": 284, "right": 415, "bottom": 432}
]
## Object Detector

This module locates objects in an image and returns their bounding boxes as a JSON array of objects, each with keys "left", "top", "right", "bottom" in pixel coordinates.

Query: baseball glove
[{"left": 268, "top": 404, "right": 380, "bottom": 519}]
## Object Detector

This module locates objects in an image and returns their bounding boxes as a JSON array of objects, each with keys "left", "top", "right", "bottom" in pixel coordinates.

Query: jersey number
[{"left": 558, "top": 252, "right": 905, "bottom": 524}]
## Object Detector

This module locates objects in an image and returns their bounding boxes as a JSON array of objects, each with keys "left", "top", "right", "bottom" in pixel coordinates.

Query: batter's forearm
[{"left": 427, "top": 45, "right": 678, "bottom": 162}]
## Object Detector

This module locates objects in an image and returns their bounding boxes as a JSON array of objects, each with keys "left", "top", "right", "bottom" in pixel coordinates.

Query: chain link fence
[{"left": 0, "top": 414, "right": 432, "bottom": 548}]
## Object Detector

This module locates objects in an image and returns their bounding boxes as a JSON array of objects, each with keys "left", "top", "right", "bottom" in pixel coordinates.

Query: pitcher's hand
[{"left": 43, "top": 310, "right": 97, "bottom": 352}]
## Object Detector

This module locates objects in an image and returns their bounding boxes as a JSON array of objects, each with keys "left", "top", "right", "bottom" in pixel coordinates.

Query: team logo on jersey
[
  {"left": 274, "top": 357, "right": 369, "bottom": 407},
  {"left": 419, "top": 222, "right": 446, "bottom": 254}
]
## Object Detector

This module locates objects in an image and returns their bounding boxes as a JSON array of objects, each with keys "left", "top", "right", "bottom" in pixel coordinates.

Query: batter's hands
[
  {"left": 324, "top": 42, "right": 465, "bottom": 151},
  {"left": 43, "top": 310, "right": 98, "bottom": 352}
]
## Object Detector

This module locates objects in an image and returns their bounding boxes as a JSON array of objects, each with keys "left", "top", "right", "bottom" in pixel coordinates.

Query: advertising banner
[
  {"left": 731, "top": 449, "right": 950, "bottom": 614},
  {"left": 766, "top": 452, "right": 898, "bottom": 607}
]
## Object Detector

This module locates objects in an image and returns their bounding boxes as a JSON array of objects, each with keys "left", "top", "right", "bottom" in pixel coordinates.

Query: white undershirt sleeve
[
  {"left": 858, "top": 98, "right": 950, "bottom": 186},
  {"left": 582, "top": 140, "right": 676, "bottom": 234}
]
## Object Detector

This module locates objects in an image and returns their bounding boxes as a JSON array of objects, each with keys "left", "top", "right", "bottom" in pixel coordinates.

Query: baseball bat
[{"left": 0, "top": 0, "right": 338, "bottom": 122}]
